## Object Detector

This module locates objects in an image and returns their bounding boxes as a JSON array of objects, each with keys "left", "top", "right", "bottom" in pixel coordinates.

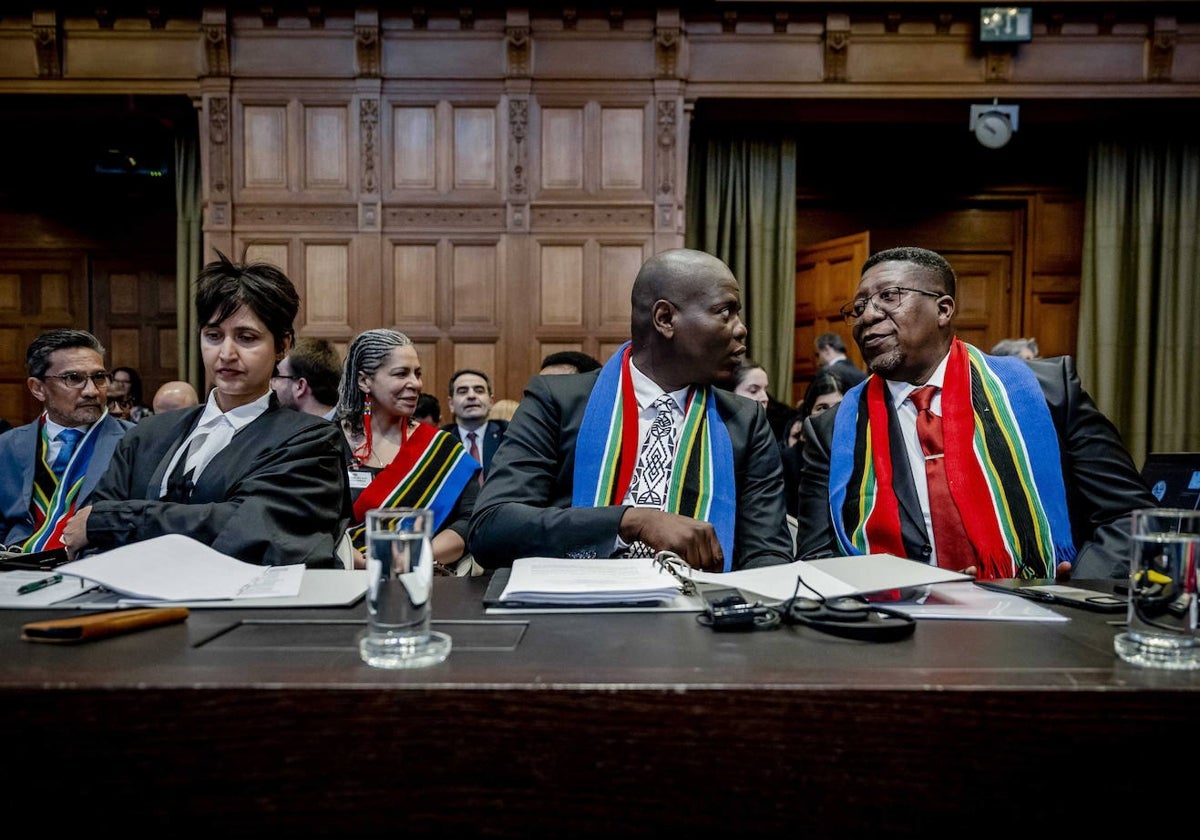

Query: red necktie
[
  {"left": 467, "top": 431, "right": 483, "bottom": 485},
  {"left": 909, "top": 386, "right": 975, "bottom": 570}
]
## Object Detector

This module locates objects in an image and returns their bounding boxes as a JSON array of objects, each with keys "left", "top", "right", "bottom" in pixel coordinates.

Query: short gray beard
[{"left": 867, "top": 349, "right": 903, "bottom": 376}]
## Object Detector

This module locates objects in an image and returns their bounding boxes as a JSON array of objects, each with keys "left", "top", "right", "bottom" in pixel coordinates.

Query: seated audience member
[
  {"left": 781, "top": 372, "right": 846, "bottom": 517},
  {"left": 152, "top": 380, "right": 199, "bottom": 413},
  {"left": 796, "top": 246, "right": 1156, "bottom": 579},
  {"left": 339, "top": 329, "right": 479, "bottom": 574},
  {"left": 489, "top": 398, "right": 520, "bottom": 423},
  {"left": 441, "top": 369, "right": 507, "bottom": 477},
  {"left": 413, "top": 393, "right": 442, "bottom": 426},
  {"left": 0, "top": 330, "right": 132, "bottom": 552},
  {"left": 108, "top": 366, "right": 153, "bottom": 422},
  {"left": 468, "top": 248, "right": 793, "bottom": 572},
  {"left": 990, "top": 336, "right": 1040, "bottom": 360},
  {"left": 815, "top": 331, "right": 866, "bottom": 390},
  {"left": 60, "top": 254, "right": 352, "bottom": 568},
  {"left": 271, "top": 336, "right": 340, "bottom": 420},
  {"left": 732, "top": 359, "right": 770, "bottom": 409},
  {"left": 539, "top": 350, "right": 602, "bottom": 375}
]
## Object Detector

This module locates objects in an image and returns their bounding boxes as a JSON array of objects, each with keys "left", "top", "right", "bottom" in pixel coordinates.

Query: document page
[
  {"left": 499, "top": 557, "right": 682, "bottom": 605},
  {"left": 0, "top": 570, "right": 100, "bottom": 608}
]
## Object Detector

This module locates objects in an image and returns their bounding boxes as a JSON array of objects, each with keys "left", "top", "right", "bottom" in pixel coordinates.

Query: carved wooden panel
[
  {"left": 391, "top": 243, "right": 438, "bottom": 327},
  {"left": 303, "top": 243, "right": 349, "bottom": 328},
  {"left": 946, "top": 253, "right": 1013, "bottom": 353},
  {"left": 243, "top": 105, "right": 289, "bottom": 189},
  {"left": 304, "top": 106, "right": 349, "bottom": 189},
  {"left": 244, "top": 243, "right": 289, "bottom": 274},
  {"left": 393, "top": 106, "right": 437, "bottom": 189},
  {"left": 541, "top": 107, "right": 584, "bottom": 189},
  {"left": 412, "top": 341, "right": 440, "bottom": 400},
  {"left": 1029, "top": 285, "right": 1079, "bottom": 359},
  {"left": 108, "top": 272, "right": 139, "bottom": 314},
  {"left": 1032, "top": 195, "right": 1084, "bottom": 275},
  {"left": 600, "top": 107, "right": 644, "bottom": 190},
  {"left": 598, "top": 243, "right": 643, "bottom": 330},
  {"left": 0, "top": 274, "right": 17, "bottom": 312},
  {"left": 794, "top": 233, "right": 869, "bottom": 400},
  {"left": 452, "top": 344, "right": 498, "bottom": 388},
  {"left": 539, "top": 244, "right": 585, "bottom": 326},
  {"left": 453, "top": 107, "right": 497, "bottom": 190},
  {"left": 108, "top": 328, "right": 141, "bottom": 369},
  {"left": 451, "top": 243, "right": 499, "bottom": 327}
]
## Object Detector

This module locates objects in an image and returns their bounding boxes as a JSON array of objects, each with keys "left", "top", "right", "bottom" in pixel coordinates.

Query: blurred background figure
[
  {"left": 814, "top": 332, "right": 866, "bottom": 391},
  {"left": 489, "top": 398, "right": 519, "bottom": 422},
  {"left": 108, "top": 366, "right": 153, "bottom": 422},
  {"left": 151, "top": 380, "right": 199, "bottom": 414},
  {"left": 414, "top": 393, "right": 442, "bottom": 426},
  {"left": 539, "top": 350, "right": 601, "bottom": 375},
  {"left": 990, "top": 337, "right": 1040, "bottom": 360},
  {"left": 271, "top": 336, "right": 340, "bottom": 420},
  {"left": 781, "top": 371, "right": 847, "bottom": 517},
  {"left": 731, "top": 357, "right": 791, "bottom": 440},
  {"left": 442, "top": 369, "right": 507, "bottom": 479}
]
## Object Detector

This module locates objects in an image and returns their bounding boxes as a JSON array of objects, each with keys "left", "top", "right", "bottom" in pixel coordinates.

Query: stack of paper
[{"left": 498, "top": 557, "right": 683, "bottom": 605}]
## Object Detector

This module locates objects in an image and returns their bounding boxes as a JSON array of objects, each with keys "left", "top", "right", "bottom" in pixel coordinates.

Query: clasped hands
[{"left": 620, "top": 508, "right": 724, "bottom": 572}]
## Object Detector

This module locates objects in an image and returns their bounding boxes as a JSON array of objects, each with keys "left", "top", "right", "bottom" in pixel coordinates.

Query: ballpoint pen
[{"left": 17, "top": 574, "right": 63, "bottom": 596}]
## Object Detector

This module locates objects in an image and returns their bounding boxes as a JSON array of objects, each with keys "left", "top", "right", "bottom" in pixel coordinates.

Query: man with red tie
[
  {"left": 441, "top": 369, "right": 507, "bottom": 479},
  {"left": 795, "top": 246, "right": 1155, "bottom": 580}
]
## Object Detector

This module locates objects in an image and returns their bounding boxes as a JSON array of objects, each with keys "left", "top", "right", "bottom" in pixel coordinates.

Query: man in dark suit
[
  {"left": 468, "top": 248, "right": 793, "bottom": 572},
  {"left": 796, "top": 246, "right": 1154, "bottom": 579},
  {"left": 815, "top": 331, "right": 866, "bottom": 391},
  {"left": 0, "top": 330, "right": 132, "bottom": 551},
  {"left": 441, "top": 369, "right": 506, "bottom": 476}
]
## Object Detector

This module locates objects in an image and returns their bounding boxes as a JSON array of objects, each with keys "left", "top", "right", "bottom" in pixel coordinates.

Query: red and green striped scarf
[
  {"left": 23, "top": 415, "right": 104, "bottom": 553},
  {"left": 828, "top": 338, "right": 1076, "bottom": 579}
]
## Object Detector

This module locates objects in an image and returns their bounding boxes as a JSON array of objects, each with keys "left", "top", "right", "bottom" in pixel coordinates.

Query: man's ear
[
  {"left": 937, "top": 295, "right": 956, "bottom": 326},
  {"left": 26, "top": 376, "right": 48, "bottom": 403},
  {"left": 651, "top": 299, "right": 676, "bottom": 337}
]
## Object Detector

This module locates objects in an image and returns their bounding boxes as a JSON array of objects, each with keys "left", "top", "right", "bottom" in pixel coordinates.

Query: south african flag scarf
[
  {"left": 348, "top": 421, "right": 478, "bottom": 552},
  {"left": 829, "top": 338, "right": 1076, "bottom": 579},
  {"left": 23, "top": 414, "right": 106, "bottom": 552},
  {"left": 572, "top": 342, "right": 736, "bottom": 570}
]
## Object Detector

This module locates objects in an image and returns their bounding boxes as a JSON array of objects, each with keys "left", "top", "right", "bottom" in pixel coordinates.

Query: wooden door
[
  {"left": 792, "top": 232, "right": 869, "bottom": 405},
  {"left": 0, "top": 251, "right": 89, "bottom": 426}
]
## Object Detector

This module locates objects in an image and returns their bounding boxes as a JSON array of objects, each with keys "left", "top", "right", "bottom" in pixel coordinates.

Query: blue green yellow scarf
[
  {"left": 573, "top": 342, "right": 736, "bottom": 570},
  {"left": 23, "top": 415, "right": 105, "bottom": 552},
  {"left": 829, "top": 338, "right": 1076, "bottom": 579}
]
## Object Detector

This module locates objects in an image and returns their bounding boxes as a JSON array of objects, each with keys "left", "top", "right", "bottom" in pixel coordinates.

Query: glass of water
[
  {"left": 359, "top": 507, "right": 452, "bottom": 669},
  {"left": 1114, "top": 508, "right": 1200, "bottom": 670}
]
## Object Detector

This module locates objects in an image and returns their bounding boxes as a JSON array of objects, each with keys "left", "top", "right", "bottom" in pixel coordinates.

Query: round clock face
[{"left": 974, "top": 112, "right": 1013, "bottom": 149}]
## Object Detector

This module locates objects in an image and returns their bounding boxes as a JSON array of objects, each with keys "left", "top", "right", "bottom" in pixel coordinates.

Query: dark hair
[
  {"left": 195, "top": 250, "right": 299, "bottom": 353},
  {"left": 414, "top": 393, "right": 442, "bottom": 424},
  {"left": 26, "top": 329, "right": 105, "bottom": 379},
  {"left": 861, "top": 246, "right": 957, "bottom": 299},
  {"left": 448, "top": 368, "right": 493, "bottom": 397},
  {"left": 111, "top": 366, "right": 144, "bottom": 403},
  {"left": 338, "top": 329, "right": 412, "bottom": 438},
  {"left": 799, "top": 371, "right": 847, "bottom": 422},
  {"left": 540, "top": 350, "right": 601, "bottom": 374},
  {"left": 286, "top": 337, "right": 342, "bottom": 406},
  {"left": 814, "top": 332, "right": 847, "bottom": 354}
]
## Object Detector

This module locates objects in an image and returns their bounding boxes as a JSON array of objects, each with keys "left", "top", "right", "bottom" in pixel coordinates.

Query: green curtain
[
  {"left": 174, "top": 125, "right": 203, "bottom": 389},
  {"left": 686, "top": 134, "right": 797, "bottom": 401},
  {"left": 1079, "top": 139, "right": 1200, "bottom": 466}
]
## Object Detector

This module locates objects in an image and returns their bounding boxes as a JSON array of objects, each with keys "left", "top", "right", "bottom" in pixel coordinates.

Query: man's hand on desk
[{"left": 619, "top": 508, "right": 724, "bottom": 571}]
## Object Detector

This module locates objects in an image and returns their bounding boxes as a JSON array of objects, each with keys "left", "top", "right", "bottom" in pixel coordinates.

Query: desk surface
[{"left": 2, "top": 575, "right": 1196, "bottom": 835}]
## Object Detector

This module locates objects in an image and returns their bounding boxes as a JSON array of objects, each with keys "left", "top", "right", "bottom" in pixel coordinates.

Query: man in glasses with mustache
[{"left": 0, "top": 329, "right": 132, "bottom": 553}]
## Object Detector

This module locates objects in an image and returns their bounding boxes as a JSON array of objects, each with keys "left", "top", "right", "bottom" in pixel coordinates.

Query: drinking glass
[{"left": 359, "top": 507, "right": 452, "bottom": 669}]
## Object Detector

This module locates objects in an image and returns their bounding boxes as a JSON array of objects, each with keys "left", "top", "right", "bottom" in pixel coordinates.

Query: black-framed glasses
[
  {"left": 41, "top": 371, "right": 112, "bottom": 389},
  {"left": 839, "top": 286, "right": 945, "bottom": 324},
  {"left": 270, "top": 373, "right": 300, "bottom": 381}
]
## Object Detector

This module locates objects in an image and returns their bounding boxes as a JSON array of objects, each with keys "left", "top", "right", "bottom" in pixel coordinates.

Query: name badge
[{"left": 347, "top": 468, "right": 373, "bottom": 490}]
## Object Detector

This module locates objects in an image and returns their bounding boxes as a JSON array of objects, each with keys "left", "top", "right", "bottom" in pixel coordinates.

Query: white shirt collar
[
  {"left": 41, "top": 413, "right": 95, "bottom": 441},
  {"left": 885, "top": 350, "right": 952, "bottom": 408},
  {"left": 628, "top": 360, "right": 689, "bottom": 414},
  {"left": 196, "top": 388, "right": 272, "bottom": 431}
]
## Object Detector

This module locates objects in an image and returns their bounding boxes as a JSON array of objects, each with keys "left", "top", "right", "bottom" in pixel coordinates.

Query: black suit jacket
[
  {"left": 440, "top": 420, "right": 507, "bottom": 475},
  {"left": 468, "top": 371, "right": 794, "bottom": 570},
  {"left": 87, "top": 398, "right": 353, "bottom": 568},
  {"left": 796, "top": 355, "right": 1156, "bottom": 577}
]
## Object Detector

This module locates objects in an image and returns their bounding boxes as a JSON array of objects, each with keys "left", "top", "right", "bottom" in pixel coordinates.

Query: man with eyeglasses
[
  {"left": 0, "top": 329, "right": 132, "bottom": 553},
  {"left": 796, "top": 246, "right": 1154, "bottom": 581},
  {"left": 271, "top": 336, "right": 341, "bottom": 421}
]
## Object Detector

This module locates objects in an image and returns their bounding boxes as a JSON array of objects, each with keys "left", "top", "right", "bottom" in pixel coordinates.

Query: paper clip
[{"left": 653, "top": 550, "right": 698, "bottom": 597}]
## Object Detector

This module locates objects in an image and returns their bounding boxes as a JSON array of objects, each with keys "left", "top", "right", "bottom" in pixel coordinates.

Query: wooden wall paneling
[
  {"left": 600, "top": 106, "right": 645, "bottom": 191},
  {"left": 1029, "top": 277, "right": 1081, "bottom": 359},
  {"left": 412, "top": 340, "right": 442, "bottom": 403},
  {"left": 302, "top": 241, "right": 350, "bottom": 332},
  {"left": 540, "top": 106, "right": 586, "bottom": 192},
  {"left": 240, "top": 102, "right": 291, "bottom": 193},
  {"left": 597, "top": 241, "right": 644, "bottom": 332},
  {"left": 391, "top": 241, "right": 440, "bottom": 329},
  {"left": 449, "top": 239, "right": 504, "bottom": 393},
  {"left": 303, "top": 104, "right": 350, "bottom": 191},
  {"left": 452, "top": 105, "right": 499, "bottom": 192},
  {"left": 452, "top": 343, "right": 500, "bottom": 398},
  {"left": 243, "top": 242, "right": 291, "bottom": 275},
  {"left": 793, "top": 232, "right": 869, "bottom": 403},
  {"left": 391, "top": 104, "right": 439, "bottom": 192},
  {"left": 539, "top": 243, "right": 586, "bottom": 327},
  {"left": 946, "top": 253, "right": 1014, "bottom": 354}
]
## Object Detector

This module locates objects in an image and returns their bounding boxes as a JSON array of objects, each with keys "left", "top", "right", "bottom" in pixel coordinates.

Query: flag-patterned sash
[
  {"left": 348, "top": 421, "right": 478, "bottom": 552},
  {"left": 23, "top": 415, "right": 106, "bottom": 552},
  {"left": 573, "top": 342, "right": 736, "bottom": 570},
  {"left": 829, "top": 338, "right": 1076, "bottom": 579}
]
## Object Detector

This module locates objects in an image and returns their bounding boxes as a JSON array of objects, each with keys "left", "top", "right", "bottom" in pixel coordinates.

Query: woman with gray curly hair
[{"left": 337, "top": 328, "right": 479, "bottom": 573}]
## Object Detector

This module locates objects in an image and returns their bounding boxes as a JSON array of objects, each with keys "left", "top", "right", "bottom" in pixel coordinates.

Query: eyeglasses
[
  {"left": 839, "top": 286, "right": 945, "bottom": 324},
  {"left": 271, "top": 373, "right": 299, "bottom": 381},
  {"left": 41, "top": 371, "right": 112, "bottom": 389}
]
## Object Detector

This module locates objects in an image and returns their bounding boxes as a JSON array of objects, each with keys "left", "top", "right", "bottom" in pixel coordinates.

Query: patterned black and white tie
[{"left": 625, "top": 395, "right": 677, "bottom": 557}]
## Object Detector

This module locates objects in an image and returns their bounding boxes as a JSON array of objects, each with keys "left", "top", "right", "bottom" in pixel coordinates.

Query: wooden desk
[{"left": 1, "top": 575, "right": 1196, "bottom": 835}]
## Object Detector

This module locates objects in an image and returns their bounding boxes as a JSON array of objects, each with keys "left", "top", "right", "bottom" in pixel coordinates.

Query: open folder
[{"left": 485, "top": 553, "right": 972, "bottom": 613}]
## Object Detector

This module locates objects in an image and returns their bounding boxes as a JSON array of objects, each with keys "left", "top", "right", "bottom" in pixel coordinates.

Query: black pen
[{"left": 17, "top": 574, "right": 63, "bottom": 596}]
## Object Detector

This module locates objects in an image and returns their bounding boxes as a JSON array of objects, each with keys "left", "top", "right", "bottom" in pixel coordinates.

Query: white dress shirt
[{"left": 158, "top": 389, "right": 271, "bottom": 498}]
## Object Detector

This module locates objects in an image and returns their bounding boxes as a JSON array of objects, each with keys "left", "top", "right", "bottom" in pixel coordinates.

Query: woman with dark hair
[
  {"left": 781, "top": 372, "right": 847, "bottom": 517},
  {"left": 338, "top": 328, "right": 479, "bottom": 574},
  {"left": 108, "top": 366, "right": 153, "bottom": 422},
  {"left": 60, "top": 252, "right": 352, "bottom": 567}
]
